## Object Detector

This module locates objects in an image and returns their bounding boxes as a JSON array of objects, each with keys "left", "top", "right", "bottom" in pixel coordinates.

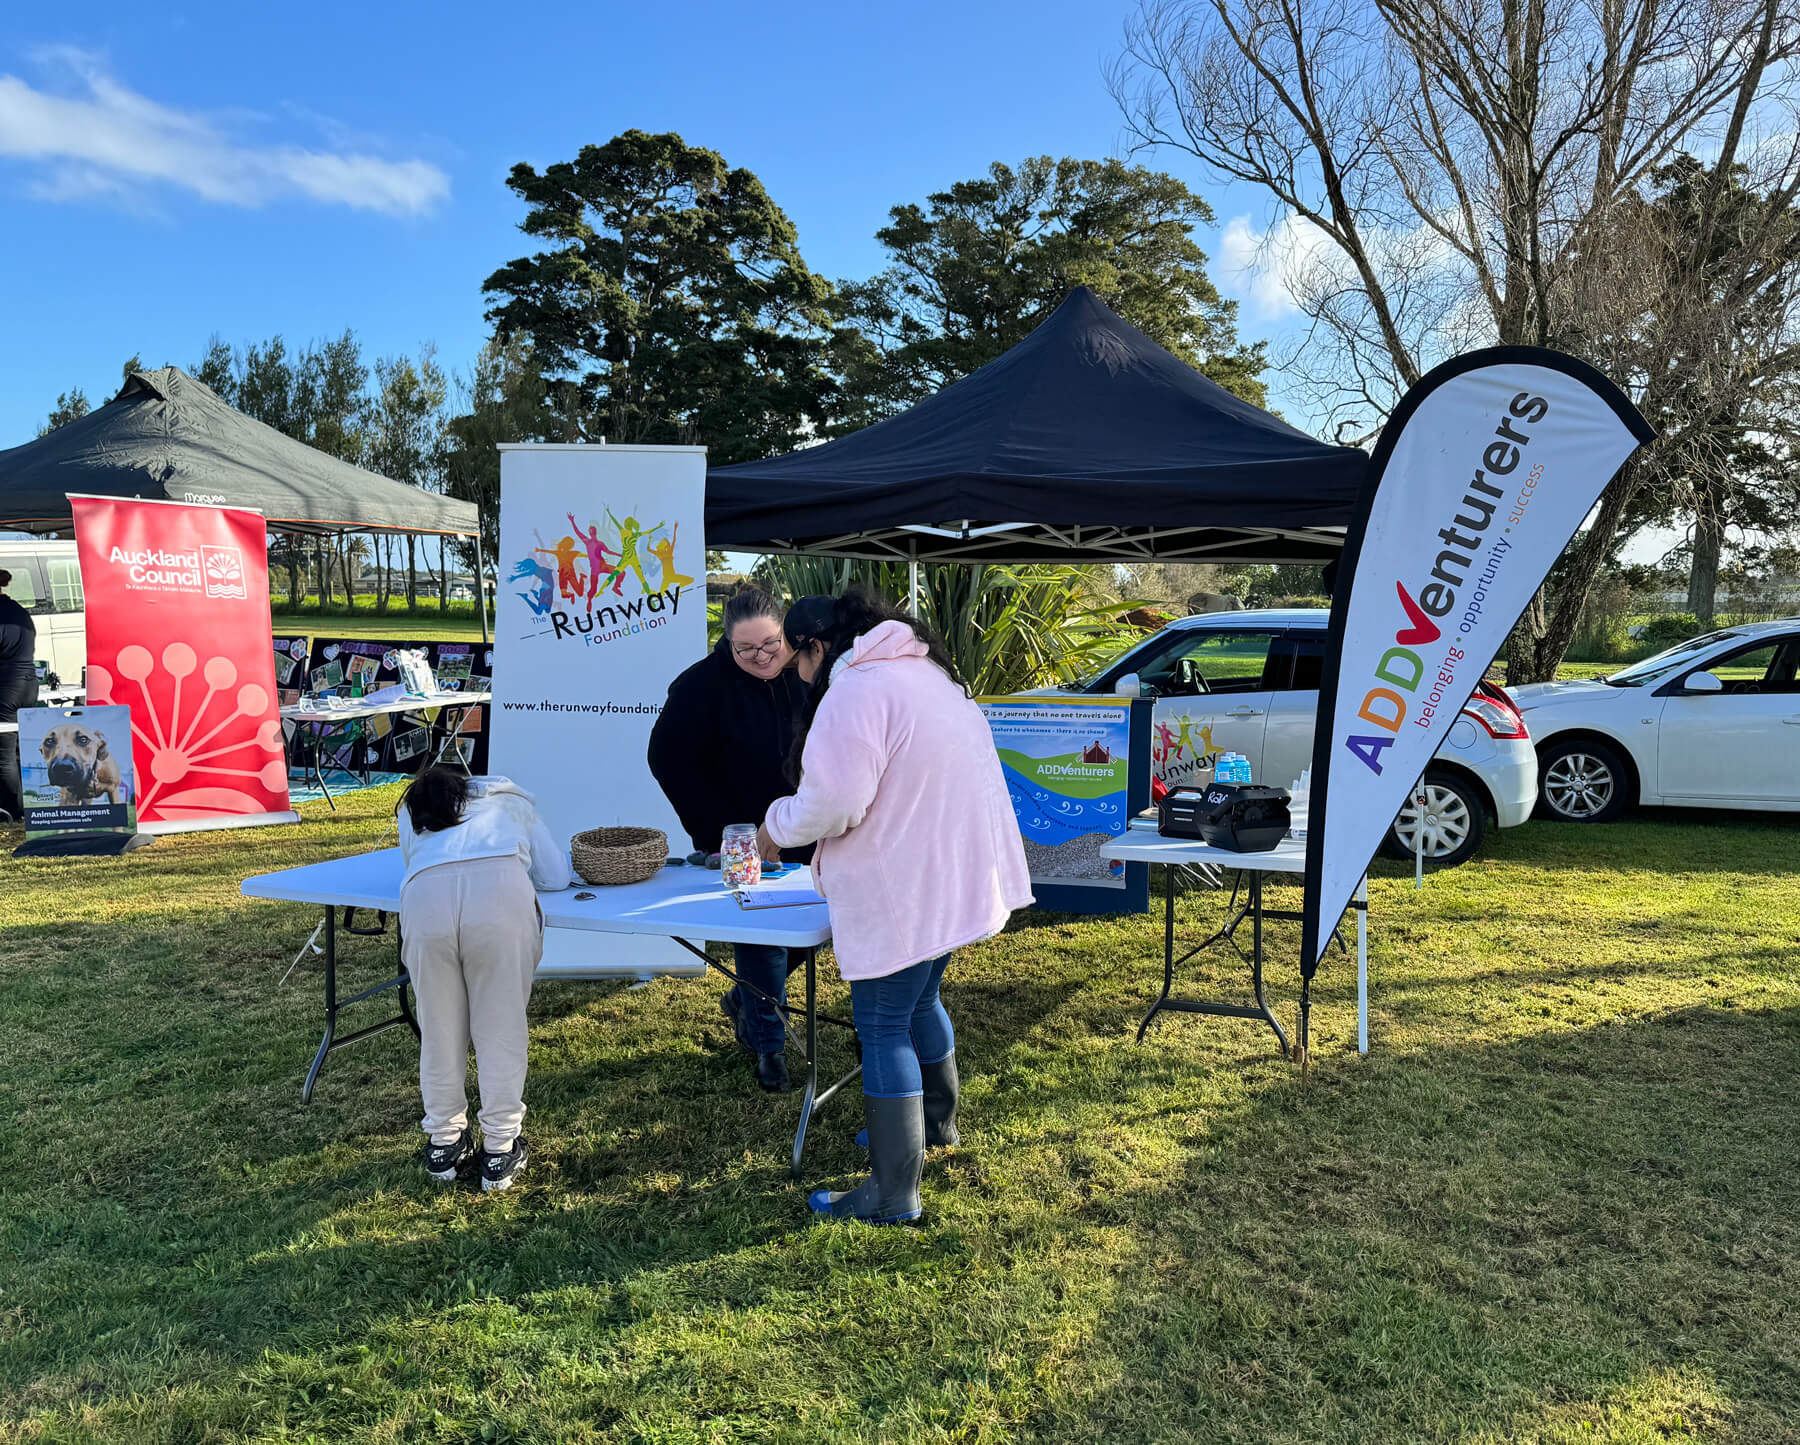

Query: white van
[{"left": 0, "top": 539, "right": 86, "bottom": 688}]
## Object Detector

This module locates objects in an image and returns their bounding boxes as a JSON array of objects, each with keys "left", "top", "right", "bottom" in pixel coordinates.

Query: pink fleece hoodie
[{"left": 764, "top": 620, "right": 1033, "bottom": 980}]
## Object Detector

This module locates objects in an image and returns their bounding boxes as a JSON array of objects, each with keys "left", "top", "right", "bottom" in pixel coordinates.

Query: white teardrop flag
[{"left": 1300, "top": 349, "right": 1654, "bottom": 1025}]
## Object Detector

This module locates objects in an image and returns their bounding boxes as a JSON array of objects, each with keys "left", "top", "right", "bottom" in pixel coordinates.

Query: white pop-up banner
[
  {"left": 1299, "top": 349, "right": 1653, "bottom": 1037},
  {"left": 490, "top": 443, "right": 707, "bottom": 975}
]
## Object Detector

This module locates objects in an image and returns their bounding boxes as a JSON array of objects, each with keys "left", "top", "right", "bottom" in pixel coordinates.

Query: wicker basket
[{"left": 570, "top": 826, "right": 668, "bottom": 886}]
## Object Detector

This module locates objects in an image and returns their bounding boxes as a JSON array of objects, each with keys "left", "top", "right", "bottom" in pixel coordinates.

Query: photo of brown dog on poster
[{"left": 37, "top": 722, "right": 129, "bottom": 807}]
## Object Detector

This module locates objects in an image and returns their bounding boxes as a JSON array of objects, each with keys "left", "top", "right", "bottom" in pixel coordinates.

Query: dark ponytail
[
  {"left": 783, "top": 584, "right": 965, "bottom": 781},
  {"left": 403, "top": 766, "right": 469, "bottom": 834}
]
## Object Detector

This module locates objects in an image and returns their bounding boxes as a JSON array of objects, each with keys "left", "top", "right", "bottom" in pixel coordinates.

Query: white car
[
  {"left": 1510, "top": 617, "right": 1800, "bottom": 822},
  {"left": 1043, "top": 608, "right": 1538, "bottom": 866}
]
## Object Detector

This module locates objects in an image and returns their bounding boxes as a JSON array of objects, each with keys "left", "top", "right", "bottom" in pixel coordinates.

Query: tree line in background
[
  {"left": 36, "top": 139, "right": 1269, "bottom": 627},
  {"left": 35, "top": 48, "right": 1800, "bottom": 674},
  {"left": 1113, "top": 0, "right": 1800, "bottom": 680}
]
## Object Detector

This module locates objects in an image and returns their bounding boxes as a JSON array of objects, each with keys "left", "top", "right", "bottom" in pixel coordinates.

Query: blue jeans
[
  {"left": 731, "top": 943, "right": 795, "bottom": 1054},
  {"left": 849, "top": 953, "right": 955, "bottom": 1099}
]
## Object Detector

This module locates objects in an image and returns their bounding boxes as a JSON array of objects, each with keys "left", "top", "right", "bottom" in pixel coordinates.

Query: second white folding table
[{"left": 1101, "top": 828, "right": 1370, "bottom": 1062}]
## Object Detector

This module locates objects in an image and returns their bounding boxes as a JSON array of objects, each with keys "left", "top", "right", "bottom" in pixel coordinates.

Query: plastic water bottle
[{"left": 1216, "top": 752, "right": 1251, "bottom": 786}]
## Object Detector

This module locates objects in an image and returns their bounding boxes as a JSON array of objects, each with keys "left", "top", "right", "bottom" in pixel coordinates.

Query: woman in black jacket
[
  {"left": 0, "top": 569, "right": 39, "bottom": 822},
  {"left": 647, "top": 586, "right": 811, "bottom": 1092}
]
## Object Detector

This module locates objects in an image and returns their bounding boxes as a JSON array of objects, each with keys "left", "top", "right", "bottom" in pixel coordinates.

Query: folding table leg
[
  {"left": 1135, "top": 863, "right": 1179, "bottom": 1043},
  {"left": 793, "top": 948, "right": 818, "bottom": 1179},
  {"left": 302, "top": 906, "right": 337, "bottom": 1103},
  {"left": 788, "top": 947, "right": 861, "bottom": 1180},
  {"left": 1247, "top": 875, "right": 1290, "bottom": 1057},
  {"left": 300, "top": 906, "right": 423, "bottom": 1102}
]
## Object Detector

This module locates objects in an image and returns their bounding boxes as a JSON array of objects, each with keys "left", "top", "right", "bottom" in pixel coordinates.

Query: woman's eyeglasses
[{"left": 732, "top": 639, "right": 784, "bottom": 661}]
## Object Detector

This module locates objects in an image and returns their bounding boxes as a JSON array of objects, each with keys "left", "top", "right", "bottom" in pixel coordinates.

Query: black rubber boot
[
  {"left": 920, "top": 1051, "right": 960, "bottom": 1148},
  {"left": 809, "top": 1094, "right": 924, "bottom": 1224},
  {"left": 858, "top": 1051, "right": 961, "bottom": 1151}
]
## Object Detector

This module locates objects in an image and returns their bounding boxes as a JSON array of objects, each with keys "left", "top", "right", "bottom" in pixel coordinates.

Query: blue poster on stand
[{"left": 979, "top": 697, "right": 1150, "bottom": 915}]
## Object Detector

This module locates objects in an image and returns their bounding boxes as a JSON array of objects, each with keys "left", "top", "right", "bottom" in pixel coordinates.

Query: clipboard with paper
[{"left": 732, "top": 887, "right": 826, "bottom": 910}]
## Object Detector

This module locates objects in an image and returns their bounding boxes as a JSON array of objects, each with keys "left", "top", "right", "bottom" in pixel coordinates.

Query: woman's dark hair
[
  {"left": 403, "top": 766, "right": 470, "bottom": 834},
  {"left": 783, "top": 584, "right": 965, "bottom": 780},
  {"left": 721, "top": 584, "right": 783, "bottom": 638},
  {"left": 0, "top": 570, "right": 11, "bottom": 590}
]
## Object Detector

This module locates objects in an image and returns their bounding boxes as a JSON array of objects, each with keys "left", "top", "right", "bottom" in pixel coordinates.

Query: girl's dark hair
[
  {"left": 783, "top": 584, "right": 965, "bottom": 780},
  {"left": 0, "top": 570, "right": 11, "bottom": 590},
  {"left": 721, "top": 584, "right": 783, "bottom": 637},
  {"left": 403, "top": 767, "right": 470, "bottom": 834}
]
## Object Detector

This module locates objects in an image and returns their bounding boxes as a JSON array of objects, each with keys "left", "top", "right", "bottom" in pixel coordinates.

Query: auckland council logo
[{"left": 201, "top": 546, "right": 247, "bottom": 600}]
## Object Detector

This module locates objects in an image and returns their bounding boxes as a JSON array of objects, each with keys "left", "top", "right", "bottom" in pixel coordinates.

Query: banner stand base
[
  {"left": 140, "top": 811, "right": 301, "bottom": 837},
  {"left": 13, "top": 832, "right": 159, "bottom": 859}
]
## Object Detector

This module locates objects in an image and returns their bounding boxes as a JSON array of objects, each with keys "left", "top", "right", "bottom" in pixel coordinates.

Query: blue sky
[{"left": 0, "top": 0, "right": 1309, "bottom": 448}]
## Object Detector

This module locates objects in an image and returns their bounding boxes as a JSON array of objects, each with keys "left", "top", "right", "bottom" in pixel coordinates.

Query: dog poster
[{"left": 18, "top": 705, "right": 139, "bottom": 838}]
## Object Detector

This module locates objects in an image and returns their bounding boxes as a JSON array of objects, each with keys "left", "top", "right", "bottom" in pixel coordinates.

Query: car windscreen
[{"left": 1605, "top": 631, "right": 1739, "bottom": 687}]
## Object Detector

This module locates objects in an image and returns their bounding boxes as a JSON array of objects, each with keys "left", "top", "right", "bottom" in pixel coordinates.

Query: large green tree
[
  {"left": 482, "top": 130, "right": 838, "bottom": 461},
  {"left": 835, "top": 156, "right": 1267, "bottom": 424}
]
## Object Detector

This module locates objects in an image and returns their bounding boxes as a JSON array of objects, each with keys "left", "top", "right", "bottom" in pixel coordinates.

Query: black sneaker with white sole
[
  {"left": 422, "top": 1129, "right": 474, "bottom": 1183},
  {"left": 480, "top": 1137, "right": 529, "bottom": 1192}
]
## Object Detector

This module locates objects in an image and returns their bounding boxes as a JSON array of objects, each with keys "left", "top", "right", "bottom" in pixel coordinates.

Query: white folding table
[
  {"left": 280, "top": 687, "right": 490, "bottom": 808},
  {"left": 242, "top": 849, "right": 852, "bottom": 1176},
  {"left": 1101, "top": 829, "right": 1369, "bottom": 1063}
]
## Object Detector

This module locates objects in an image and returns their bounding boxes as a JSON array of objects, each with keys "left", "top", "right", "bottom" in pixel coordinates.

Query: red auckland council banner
[{"left": 72, "top": 496, "right": 294, "bottom": 829}]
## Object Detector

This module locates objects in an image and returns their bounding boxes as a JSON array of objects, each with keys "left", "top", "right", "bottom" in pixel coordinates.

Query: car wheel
[
  {"left": 1537, "top": 738, "right": 1631, "bottom": 823},
  {"left": 1379, "top": 770, "right": 1487, "bottom": 867}
]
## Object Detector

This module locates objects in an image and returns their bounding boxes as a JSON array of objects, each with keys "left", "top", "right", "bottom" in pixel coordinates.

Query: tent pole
[
  {"left": 908, "top": 546, "right": 920, "bottom": 617},
  {"left": 476, "top": 531, "right": 491, "bottom": 644}
]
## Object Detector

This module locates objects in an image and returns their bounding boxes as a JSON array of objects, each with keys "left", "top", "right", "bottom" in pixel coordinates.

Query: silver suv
[{"left": 1038, "top": 608, "right": 1538, "bottom": 866}]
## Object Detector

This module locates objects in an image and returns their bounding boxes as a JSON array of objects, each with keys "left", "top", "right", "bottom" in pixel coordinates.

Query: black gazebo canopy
[{"left": 707, "top": 287, "right": 1367, "bottom": 564}]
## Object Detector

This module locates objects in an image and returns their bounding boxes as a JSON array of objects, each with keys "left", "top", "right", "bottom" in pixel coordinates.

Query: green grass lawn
[
  {"left": 270, "top": 609, "right": 487, "bottom": 644},
  {"left": 3, "top": 794, "right": 1797, "bottom": 1443}
]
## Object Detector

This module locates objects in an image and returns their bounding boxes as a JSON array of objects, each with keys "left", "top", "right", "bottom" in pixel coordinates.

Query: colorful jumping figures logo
[
  {"left": 536, "top": 532, "right": 585, "bottom": 605},
  {"left": 510, "top": 552, "right": 556, "bottom": 618},
  {"left": 1154, "top": 713, "right": 1223, "bottom": 785},
  {"left": 511, "top": 502, "right": 692, "bottom": 648},
  {"left": 568, "top": 512, "right": 624, "bottom": 612},
  {"left": 648, "top": 521, "right": 694, "bottom": 590},
  {"left": 606, "top": 509, "right": 663, "bottom": 595}
]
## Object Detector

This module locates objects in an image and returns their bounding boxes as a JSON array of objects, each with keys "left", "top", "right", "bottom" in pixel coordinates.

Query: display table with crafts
[
  {"left": 241, "top": 851, "right": 849, "bottom": 1176},
  {"left": 279, "top": 686, "right": 489, "bottom": 806},
  {"left": 1101, "top": 824, "right": 1369, "bottom": 1061}
]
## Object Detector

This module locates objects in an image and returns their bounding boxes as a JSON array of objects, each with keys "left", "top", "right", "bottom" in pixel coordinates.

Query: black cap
[{"left": 783, "top": 594, "right": 838, "bottom": 648}]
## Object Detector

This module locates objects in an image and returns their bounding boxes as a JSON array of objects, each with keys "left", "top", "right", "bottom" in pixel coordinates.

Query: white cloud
[
  {"left": 1217, "top": 212, "right": 1339, "bottom": 322},
  {"left": 0, "top": 49, "right": 448, "bottom": 216}
]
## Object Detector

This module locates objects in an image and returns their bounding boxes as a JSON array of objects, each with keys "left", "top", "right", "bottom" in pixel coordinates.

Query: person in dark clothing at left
[
  {"left": 0, "top": 569, "right": 39, "bottom": 823},
  {"left": 648, "top": 585, "right": 812, "bottom": 1093}
]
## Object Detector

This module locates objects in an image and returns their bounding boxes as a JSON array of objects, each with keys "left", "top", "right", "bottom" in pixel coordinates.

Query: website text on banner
[
  {"left": 71, "top": 496, "right": 295, "bottom": 832},
  {"left": 1300, "top": 350, "right": 1654, "bottom": 992},
  {"left": 488, "top": 445, "right": 706, "bottom": 975}
]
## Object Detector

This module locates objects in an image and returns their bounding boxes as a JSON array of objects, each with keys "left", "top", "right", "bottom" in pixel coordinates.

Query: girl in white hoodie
[{"left": 397, "top": 768, "right": 568, "bottom": 1191}]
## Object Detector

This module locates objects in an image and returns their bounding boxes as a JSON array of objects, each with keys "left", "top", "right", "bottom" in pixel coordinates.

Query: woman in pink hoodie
[{"left": 757, "top": 588, "right": 1032, "bottom": 1223}]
